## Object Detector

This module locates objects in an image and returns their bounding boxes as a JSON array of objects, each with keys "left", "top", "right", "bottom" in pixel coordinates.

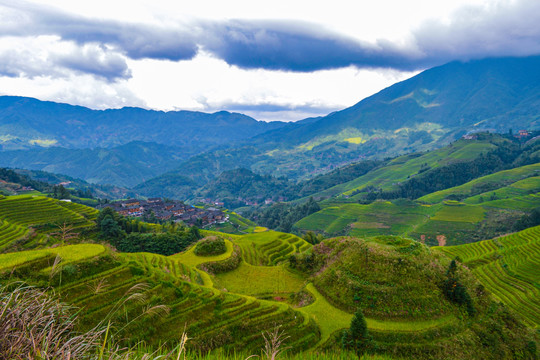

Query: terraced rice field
[
  {"left": 0, "top": 196, "right": 92, "bottom": 227},
  {"left": 419, "top": 163, "right": 540, "bottom": 204},
  {"left": 438, "top": 226, "right": 540, "bottom": 327},
  {"left": 214, "top": 262, "right": 305, "bottom": 296},
  {"left": 0, "top": 243, "right": 105, "bottom": 270},
  {"left": 234, "top": 231, "right": 311, "bottom": 266},
  {"left": 58, "top": 201, "right": 99, "bottom": 220},
  {"left": 0, "top": 195, "right": 98, "bottom": 249},
  {"left": 301, "top": 283, "right": 352, "bottom": 346},
  {"left": 477, "top": 192, "right": 540, "bottom": 211},
  {"left": 296, "top": 201, "right": 431, "bottom": 237},
  {"left": 171, "top": 239, "right": 235, "bottom": 267},
  {"left": 430, "top": 203, "right": 485, "bottom": 223},
  {"left": 1, "top": 243, "right": 319, "bottom": 353},
  {"left": 0, "top": 219, "right": 28, "bottom": 250},
  {"left": 302, "top": 140, "right": 497, "bottom": 201}
]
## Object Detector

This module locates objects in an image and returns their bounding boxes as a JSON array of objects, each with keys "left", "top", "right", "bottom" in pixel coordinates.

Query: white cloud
[{"left": 0, "top": 0, "right": 538, "bottom": 121}]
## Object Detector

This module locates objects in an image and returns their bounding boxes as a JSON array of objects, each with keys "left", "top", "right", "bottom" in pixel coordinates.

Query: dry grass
[{"left": 0, "top": 283, "right": 105, "bottom": 359}]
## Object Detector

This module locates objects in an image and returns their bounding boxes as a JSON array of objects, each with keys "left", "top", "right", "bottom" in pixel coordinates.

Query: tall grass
[
  {"left": 0, "top": 282, "right": 394, "bottom": 360},
  {"left": 0, "top": 283, "right": 105, "bottom": 359}
]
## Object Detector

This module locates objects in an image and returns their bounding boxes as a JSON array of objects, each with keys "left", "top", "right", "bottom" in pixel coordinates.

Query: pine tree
[{"left": 341, "top": 309, "right": 373, "bottom": 355}]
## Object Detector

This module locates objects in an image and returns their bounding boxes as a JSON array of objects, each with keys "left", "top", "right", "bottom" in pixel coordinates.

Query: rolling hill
[
  {"left": 0, "top": 141, "right": 190, "bottom": 188},
  {"left": 292, "top": 136, "right": 540, "bottom": 246}
]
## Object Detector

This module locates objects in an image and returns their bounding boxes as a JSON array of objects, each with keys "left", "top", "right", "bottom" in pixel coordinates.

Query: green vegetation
[
  {"left": 249, "top": 197, "right": 321, "bottom": 233},
  {"left": 0, "top": 195, "right": 97, "bottom": 250},
  {"left": 419, "top": 163, "right": 540, "bottom": 204},
  {"left": 0, "top": 185, "right": 538, "bottom": 359},
  {"left": 296, "top": 200, "right": 431, "bottom": 237},
  {"left": 171, "top": 239, "right": 235, "bottom": 267},
  {"left": 0, "top": 243, "right": 105, "bottom": 271},
  {"left": 430, "top": 203, "right": 485, "bottom": 223},
  {"left": 195, "top": 236, "right": 227, "bottom": 256},
  {"left": 302, "top": 283, "right": 352, "bottom": 345},
  {"left": 437, "top": 226, "right": 540, "bottom": 327},
  {"left": 214, "top": 262, "right": 305, "bottom": 297},
  {"left": 233, "top": 231, "right": 311, "bottom": 266}
]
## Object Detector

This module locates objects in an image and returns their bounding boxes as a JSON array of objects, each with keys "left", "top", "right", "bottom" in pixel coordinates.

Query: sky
[{"left": 1, "top": 0, "right": 540, "bottom": 122}]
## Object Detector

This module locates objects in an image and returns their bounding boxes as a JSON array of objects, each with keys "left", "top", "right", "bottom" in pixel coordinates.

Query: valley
[{"left": 0, "top": 55, "right": 539, "bottom": 359}]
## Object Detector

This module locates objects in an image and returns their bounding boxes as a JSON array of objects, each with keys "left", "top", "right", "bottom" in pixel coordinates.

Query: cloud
[
  {"left": 0, "top": 36, "right": 131, "bottom": 81},
  {"left": 201, "top": 20, "right": 415, "bottom": 71},
  {"left": 1, "top": 0, "right": 540, "bottom": 76},
  {"left": 209, "top": 100, "right": 339, "bottom": 115},
  {"left": 53, "top": 44, "right": 132, "bottom": 81},
  {"left": 412, "top": 0, "right": 540, "bottom": 61},
  {"left": 0, "top": 1, "right": 198, "bottom": 61}
]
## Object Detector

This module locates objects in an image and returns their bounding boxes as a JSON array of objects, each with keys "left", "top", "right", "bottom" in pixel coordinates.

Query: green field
[
  {"left": 0, "top": 195, "right": 97, "bottom": 250},
  {"left": 0, "top": 243, "right": 105, "bottom": 270},
  {"left": 295, "top": 201, "right": 432, "bottom": 237},
  {"left": 303, "top": 140, "right": 498, "bottom": 201},
  {"left": 1, "top": 193, "right": 538, "bottom": 358},
  {"left": 419, "top": 163, "right": 540, "bottom": 204},
  {"left": 234, "top": 231, "right": 311, "bottom": 266},
  {"left": 214, "top": 262, "right": 305, "bottom": 296},
  {"left": 430, "top": 203, "right": 485, "bottom": 223},
  {"left": 437, "top": 226, "right": 540, "bottom": 327},
  {"left": 171, "top": 239, "right": 235, "bottom": 267}
]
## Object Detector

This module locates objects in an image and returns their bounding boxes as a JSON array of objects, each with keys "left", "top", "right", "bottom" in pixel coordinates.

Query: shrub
[
  {"left": 199, "top": 244, "right": 242, "bottom": 274},
  {"left": 194, "top": 236, "right": 227, "bottom": 256}
]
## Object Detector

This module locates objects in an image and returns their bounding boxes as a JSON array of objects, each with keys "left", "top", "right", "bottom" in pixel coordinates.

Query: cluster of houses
[
  {"left": 198, "top": 197, "right": 284, "bottom": 207},
  {"left": 101, "top": 197, "right": 229, "bottom": 227},
  {"left": 463, "top": 130, "right": 535, "bottom": 140}
]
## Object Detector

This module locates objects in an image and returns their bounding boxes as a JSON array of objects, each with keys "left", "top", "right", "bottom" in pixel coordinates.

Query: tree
[
  {"left": 442, "top": 259, "right": 475, "bottom": 316},
  {"left": 302, "top": 231, "right": 324, "bottom": 245},
  {"left": 99, "top": 215, "right": 124, "bottom": 240},
  {"left": 52, "top": 185, "right": 70, "bottom": 200},
  {"left": 341, "top": 309, "right": 373, "bottom": 355}
]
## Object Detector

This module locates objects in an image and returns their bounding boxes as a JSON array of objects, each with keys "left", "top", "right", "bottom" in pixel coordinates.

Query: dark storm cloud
[
  {"left": 0, "top": 1, "right": 198, "bottom": 61},
  {"left": 1, "top": 0, "right": 540, "bottom": 77},
  {"left": 201, "top": 20, "right": 417, "bottom": 71}
]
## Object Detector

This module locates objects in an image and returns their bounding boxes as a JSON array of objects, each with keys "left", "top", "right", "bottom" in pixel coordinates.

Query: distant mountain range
[
  {"left": 1, "top": 55, "right": 539, "bottom": 194},
  {"left": 0, "top": 96, "right": 285, "bottom": 151}
]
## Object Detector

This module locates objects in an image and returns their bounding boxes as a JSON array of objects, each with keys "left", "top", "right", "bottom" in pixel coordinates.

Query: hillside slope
[
  {"left": 135, "top": 56, "right": 540, "bottom": 196},
  {"left": 0, "top": 196, "right": 537, "bottom": 358},
  {"left": 437, "top": 226, "right": 540, "bottom": 328}
]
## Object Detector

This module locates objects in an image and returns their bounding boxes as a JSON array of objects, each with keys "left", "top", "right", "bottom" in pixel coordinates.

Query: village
[{"left": 100, "top": 197, "right": 229, "bottom": 227}]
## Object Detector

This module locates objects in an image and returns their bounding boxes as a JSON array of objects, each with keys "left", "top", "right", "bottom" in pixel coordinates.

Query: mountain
[
  {"left": 0, "top": 141, "right": 190, "bottom": 187},
  {"left": 14, "top": 168, "right": 131, "bottom": 199},
  {"left": 0, "top": 96, "right": 285, "bottom": 151},
  {"left": 135, "top": 56, "right": 540, "bottom": 197},
  {"left": 254, "top": 56, "right": 540, "bottom": 146}
]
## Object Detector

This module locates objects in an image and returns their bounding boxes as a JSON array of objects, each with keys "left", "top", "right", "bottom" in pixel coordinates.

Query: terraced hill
[
  {"left": 0, "top": 243, "right": 319, "bottom": 354},
  {"left": 437, "top": 226, "right": 540, "bottom": 328},
  {"left": 0, "top": 197, "right": 537, "bottom": 358},
  {"left": 418, "top": 162, "right": 540, "bottom": 204},
  {"left": 302, "top": 138, "right": 501, "bottom": 202},
  {"left": 295, "top": 159, "right": 540, "bottom": 246},
  {"left": 0, "top": 195, "right": 97, "bottom": 250}
]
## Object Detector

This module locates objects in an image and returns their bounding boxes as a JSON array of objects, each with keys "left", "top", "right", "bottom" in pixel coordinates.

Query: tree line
[{"left": 97, "top": 207, "right": 202, "bottom": 256}]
